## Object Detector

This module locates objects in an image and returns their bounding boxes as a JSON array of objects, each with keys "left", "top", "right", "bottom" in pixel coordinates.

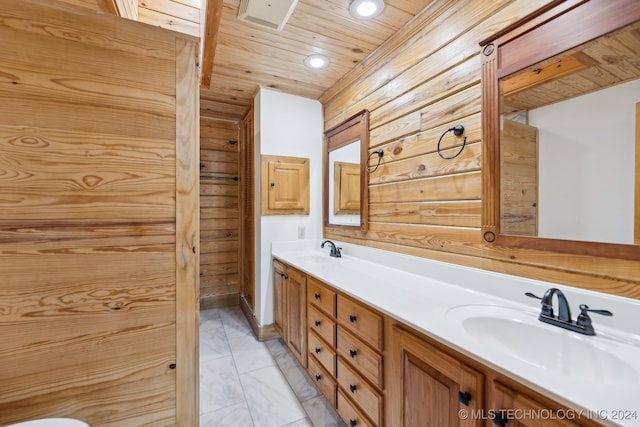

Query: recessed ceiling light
[
  {"left": 349, "top": 0, "right": 384, "bottom": 20},
  {"left": 304, "top": 54, "right": 330, "bottom": 69}
]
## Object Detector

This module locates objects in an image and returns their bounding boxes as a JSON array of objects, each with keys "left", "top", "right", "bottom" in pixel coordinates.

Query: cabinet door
[
  {"left": 390, "top": 326, "right": 483, "bottom": 427},
  {"left": 491, "top": 381, "right": 589, "bottom": 427},
  {"left": 273, "top": 260, "right": 286, "bottom": 339},
  {"left": 261, "top": 155, "right": 310, "bottom": 215},
  {"left": 286, "top": 267, "right": 307, "bottom": 367}
]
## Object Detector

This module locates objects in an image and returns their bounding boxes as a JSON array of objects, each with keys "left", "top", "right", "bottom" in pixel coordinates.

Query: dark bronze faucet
[
  {"left": 526, "top": 288, "right": 612, "bottom": 336},
  {"left": 321, "top": 240, "right": 342, "bottom": 258}
]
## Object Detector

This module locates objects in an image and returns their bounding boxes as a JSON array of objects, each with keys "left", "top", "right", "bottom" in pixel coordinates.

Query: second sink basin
[{"left": 446, "top": 305, "right": 640, "bottom": 384}]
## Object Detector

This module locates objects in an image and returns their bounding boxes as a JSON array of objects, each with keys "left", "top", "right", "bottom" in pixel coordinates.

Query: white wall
[
  {"left": 529, "top": 78, "right": 639, "bottom": 244},
  {"left": 254, "top": 88, "right": 323, "bottom": 326}
]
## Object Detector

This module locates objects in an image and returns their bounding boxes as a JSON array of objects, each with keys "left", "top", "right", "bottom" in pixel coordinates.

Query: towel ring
[
  {"left": 437, "top": 125, "right": 467, "bottom": 160},
  {"left": 367, "top": 149, "right": 384, "bottom": 173}
]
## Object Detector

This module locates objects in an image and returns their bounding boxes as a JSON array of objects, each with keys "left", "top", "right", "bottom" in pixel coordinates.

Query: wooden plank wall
[
  {"left": 321, "top": 0, "right": 640, "bottom": 299},
  {"left": 0, "top": 1, "right": 198, "bottom": 425},
  {"left": 56, "top": 0, "right": 200, "bottom": 37},
  {"left": 200, "top": 116, "right": 241, "bottom": 308},
  {"left": 139, "top": 0, "right": 201, "bottom": 37}
]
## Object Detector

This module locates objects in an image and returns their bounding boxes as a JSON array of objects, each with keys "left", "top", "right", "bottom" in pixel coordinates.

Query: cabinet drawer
[
  {"left": 307, "top": 354, "right": 337, "bottom": 406},
  {"left": 308, "top": 304, "right": 336, "bottom": 346},
  {"left": 337, "top": 388, "right": 375, "bottom": 427},
  {"left": 337, "top": 295, "right": 383, "bottom": 351},
  {"left": 337, "top": 358, "right": 382, "bottom": 426},
  {"left": 337, "top": 326, "right": 382, "bottom": 389},
  {"left": 308, "top": 329, "right": 336, "bottom": 376},
  {"left": 307, "top": 276, "right": 336, "bottom": 316}
]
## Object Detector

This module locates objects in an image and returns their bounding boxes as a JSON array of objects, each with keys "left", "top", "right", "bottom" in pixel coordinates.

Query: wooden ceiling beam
[
  {"left": 201, "top": 0, "right": 224, "bottom": 89},
  {"left": 115, "top": 0, "right": 138, "bottom": 20},
  {"left": 97, "top": 0, "right": 138, "bottom": 19}
]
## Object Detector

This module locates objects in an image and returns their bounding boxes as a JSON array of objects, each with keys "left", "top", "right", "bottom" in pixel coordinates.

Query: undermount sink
[{"left": 446, "top": 305, "right": 640, "bottom": 384}]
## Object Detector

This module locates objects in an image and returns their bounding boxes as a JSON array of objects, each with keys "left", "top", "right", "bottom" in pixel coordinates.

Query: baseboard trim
[
  {"left": 200, "top": 292, "right": 239, "bottom": 310},
  {"left": 239, "top": 296, "right": 279, "bottom": 342}
]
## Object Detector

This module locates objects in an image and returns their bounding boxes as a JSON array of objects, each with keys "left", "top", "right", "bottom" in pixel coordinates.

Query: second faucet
[{"left": 321, "top": 240, "right": 342, "bottom": 258}]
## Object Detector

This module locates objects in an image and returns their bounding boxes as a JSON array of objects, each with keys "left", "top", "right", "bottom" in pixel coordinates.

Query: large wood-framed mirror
[
  {"left": 324, "top": 110, "right": 369, "bottom": 233},
  {"left": 480, "top": 0, "right": 640, "bottom": 260}
]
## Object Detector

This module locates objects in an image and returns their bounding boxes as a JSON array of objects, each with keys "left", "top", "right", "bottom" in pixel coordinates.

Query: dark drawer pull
[
  {"left": 350, "top": 420, "right": 357, "bottom": 427},
  {"left": 349, "top": 349, "right": 357, "bottom": 358},
  {"left": 315, "top": 347, "right": 321, "bottom": 354},
  {"left": 315, "top": 320, "right": 321, "bottom": 327},
  {"left": 492, "top": 410, "right": 507, "bottom": 427},
  {"left": 349, "top": 315, "right": 357, "bottom": 323},
  {"left": 458, "top": 391, "right": 472, "bottom": 406},
  {"left": 315, "top": 374, "right": 321, "bottom": 381},
  {"left": 315, "top": 293, "right": 321, "bottom": 300},
  {"left": 349, "top": 384, "right": 357, "bottom": 393}
]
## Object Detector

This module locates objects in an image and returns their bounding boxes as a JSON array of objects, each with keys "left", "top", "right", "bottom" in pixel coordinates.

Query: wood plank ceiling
[
  {"left": 200, "top": 0, "right": 434, "bottom": 119},
  {"left": 502, "top": 19, "right": 640, "bottom": 113}
]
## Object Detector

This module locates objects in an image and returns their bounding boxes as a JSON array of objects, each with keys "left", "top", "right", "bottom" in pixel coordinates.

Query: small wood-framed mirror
[
  {"left": 324, "top": 110, "right": 369, "bottom": 233},
  {"left": 480, "top": 0, "right": 640, "bottom": 260}
]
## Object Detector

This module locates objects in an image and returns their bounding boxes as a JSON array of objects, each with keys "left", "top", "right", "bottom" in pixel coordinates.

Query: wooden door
[
  {"left": 390, "top": 326, "right": 483, "bottom": 427},
  {"left": 273, "top": 260, "right": 286, "bottom": 339},
  {"left": 240, "top": 105, "right": 255, "bottom": 311},
  {"left": 286, "top": 267, "right": 307, "bottom": 367}
]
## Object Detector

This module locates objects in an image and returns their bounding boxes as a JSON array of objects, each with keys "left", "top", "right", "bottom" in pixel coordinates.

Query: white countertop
[{"left": 272, "top": 240, "right": 640, "bottom": 427}]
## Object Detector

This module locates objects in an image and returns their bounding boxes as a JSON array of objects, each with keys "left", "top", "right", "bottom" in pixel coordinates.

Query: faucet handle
[
  {"left": 525, "top": 291, "right": 553, "bottom": 317},
  {"left": 577, "top": 304, "right": 613, "bottom": 327}
]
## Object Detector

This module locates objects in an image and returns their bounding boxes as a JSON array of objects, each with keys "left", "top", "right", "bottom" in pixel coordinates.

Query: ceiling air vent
[{"left": 238, "top": 0, "right": 298, "bottom": 31}]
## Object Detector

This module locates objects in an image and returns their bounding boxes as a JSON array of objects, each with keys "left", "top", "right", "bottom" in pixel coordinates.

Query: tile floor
[{"left": 199, "top": 305, "right": 346, "bottom": 427}]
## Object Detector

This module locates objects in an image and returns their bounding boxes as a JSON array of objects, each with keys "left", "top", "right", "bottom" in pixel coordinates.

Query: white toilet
[{"left": 5, "top": 419, "right": 89, "bottom": 427}]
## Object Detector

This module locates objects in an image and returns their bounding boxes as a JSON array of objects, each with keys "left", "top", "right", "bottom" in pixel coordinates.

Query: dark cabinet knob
[
  {"left": 458, "top": 391, "right": 471, "bottom": 406},
  {"left": 315, "top": 320, "right": 321, "bottom": 327},
  {"left": 349, "top": 384, "right": 357, "bottom": 393},
  {"left": 270, "top": 182, "right": 275, "bottom": 187},
  {"left": 315, "top": 293, "right": 321, "bottom": 300},
  {"left": 283, "top": 274, "right": 288, "bottom": 280},
  {"left": 349, "top": 349, "right": 357, "bottom": 358},
  {"left": 315, "top": 374, "right": 321, "bottom": 381},
  {"left": 350, "top": 420, "right": 357, "bottom": 427},
  {"left": 349, "top": 315, "right": 357, "bottom": 323},
  {"left": 315, "top": 347, "right": 321, "bottom": 354},
  {"left": 280, "top": 273, "right": 284, "bottom": 277}
]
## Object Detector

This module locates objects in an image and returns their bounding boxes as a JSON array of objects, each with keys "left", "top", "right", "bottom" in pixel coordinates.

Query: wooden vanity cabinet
[
  {"left": 489, "top": 380, "right": 601, "bottom": 427},
  {"left": 273, "top": 259, "right": 603, "bottom": 427},
  {"left": 336, "top": 294, "right": 385, "bottom": 427},
  {"left": 273, "top": 259, "right": 287, "bottom": 339},
  {"left": 389, "top": 326, "right": 484, "bottom": 427},
  {"left": 286, "top": 266, "right": 308, "bottom": 367},
  {"left": 273, "top": 259, "right": 307, "bottom": 367},
  {"left": 306, "top": 276, "right": 338, "bottom": 404}
]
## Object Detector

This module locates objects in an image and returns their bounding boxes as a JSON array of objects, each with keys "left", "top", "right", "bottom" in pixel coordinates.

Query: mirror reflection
[
  {"left": 324, "top": 109, "right": 369, "bottom": 233},
  {"left": 328, "top": 141, "right": 361, "bottom": 225},
  {"left": 499, "top": 19, "right": 640, "bottom": 245}
]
